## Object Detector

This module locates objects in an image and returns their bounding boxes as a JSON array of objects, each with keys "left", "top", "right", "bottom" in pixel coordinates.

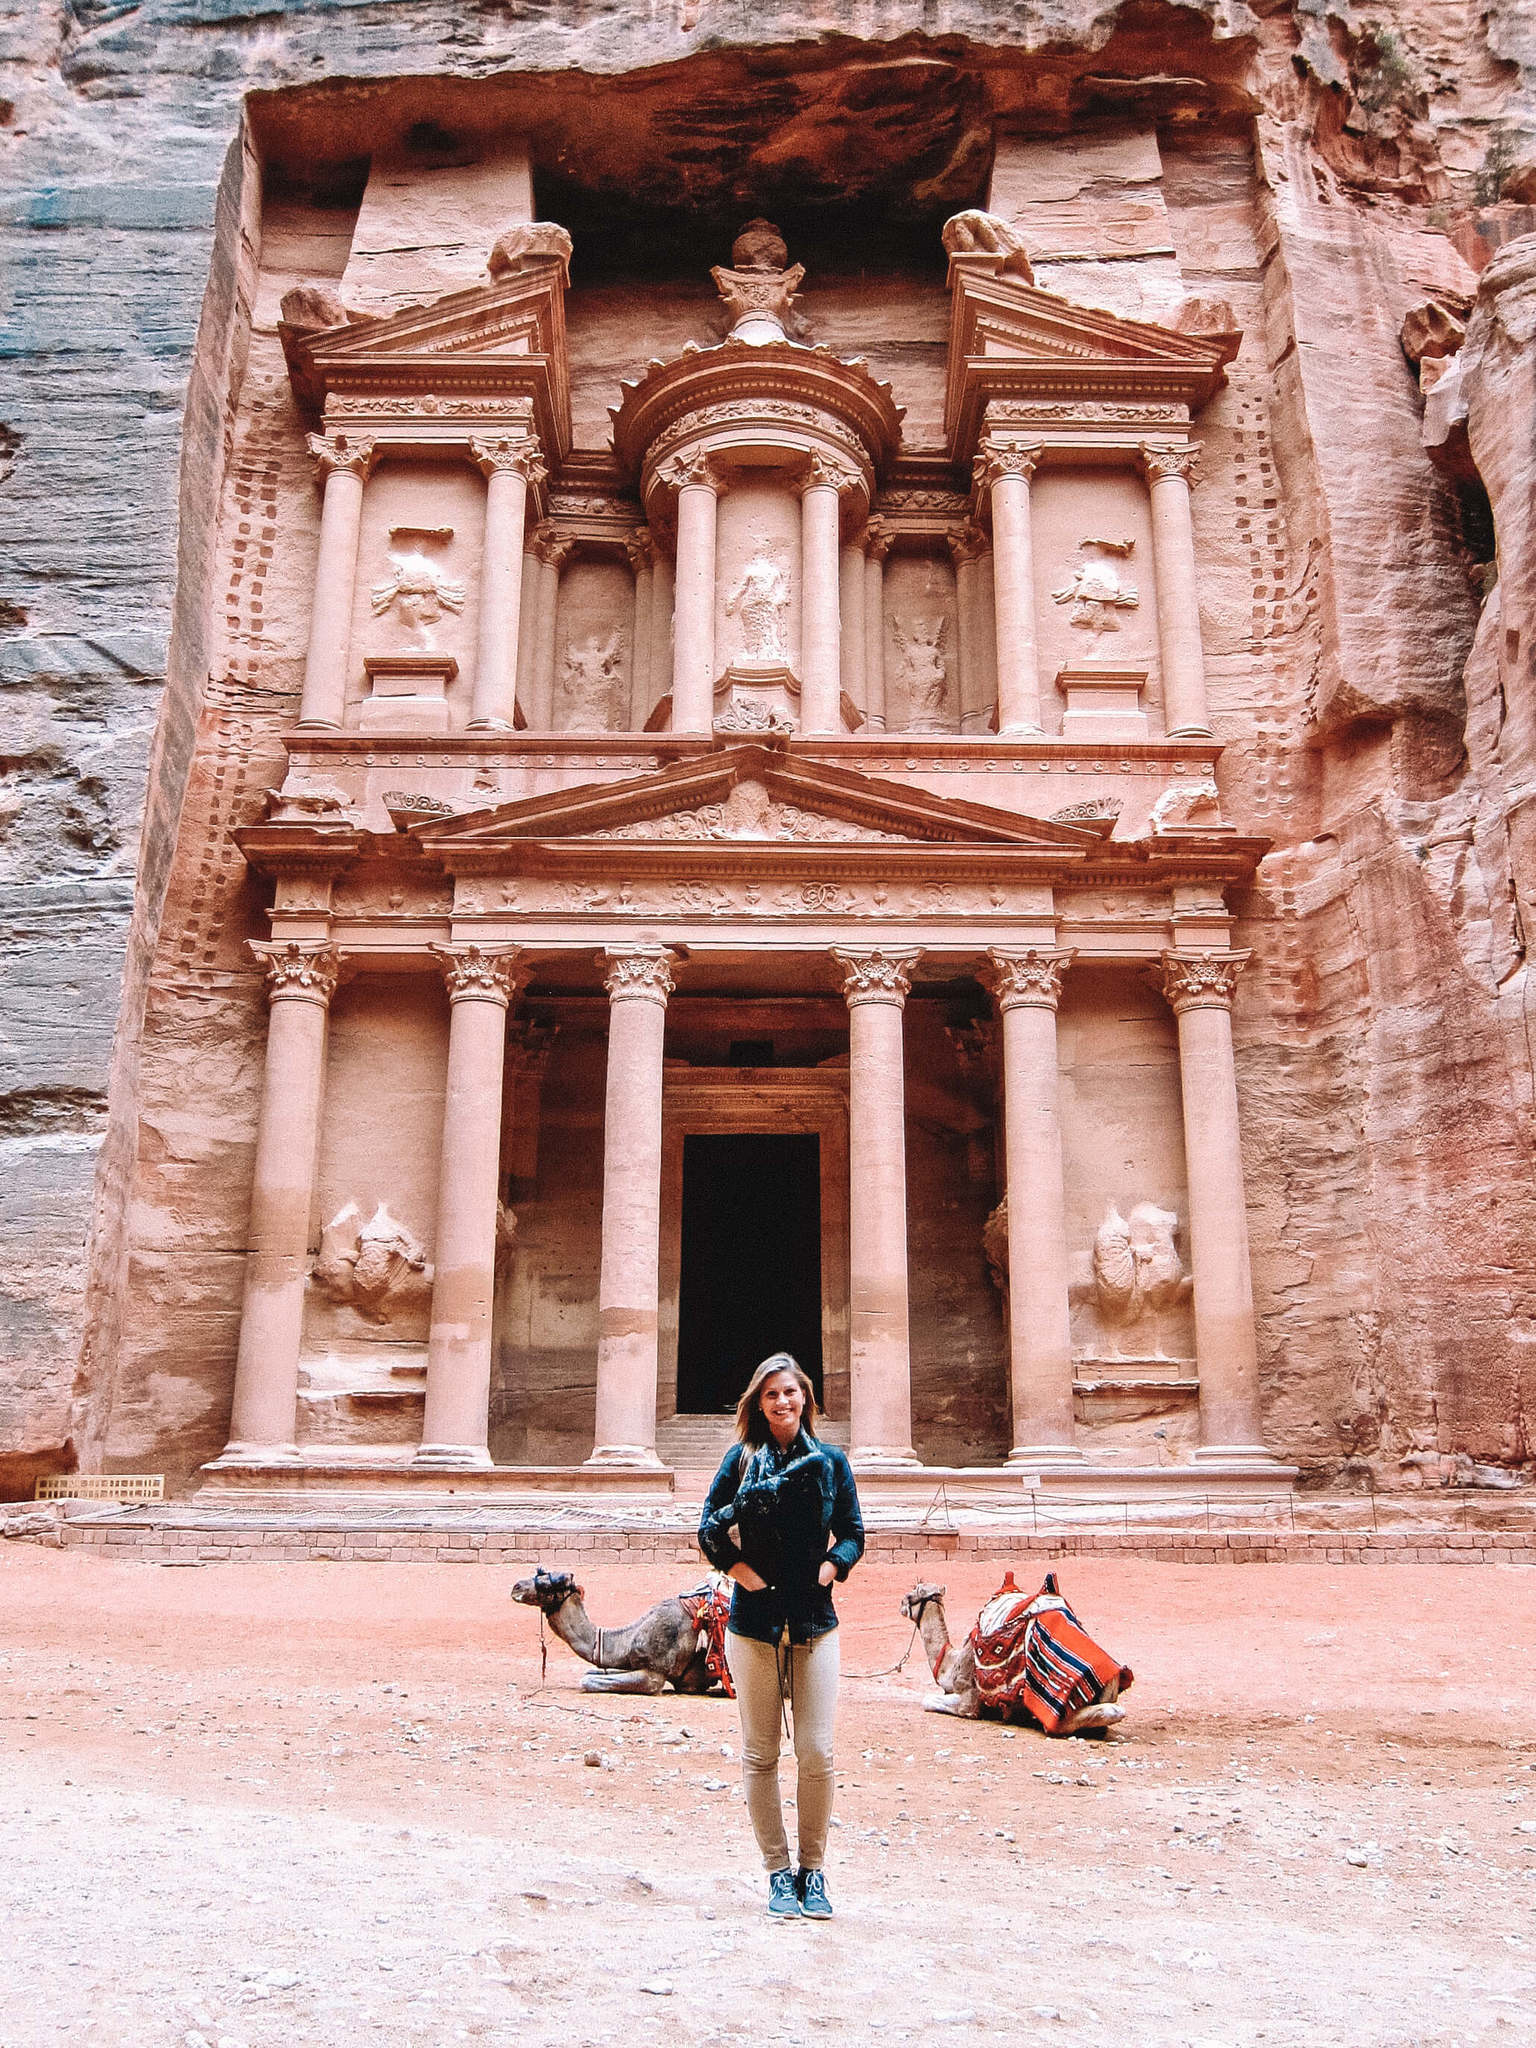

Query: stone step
[{"left": 657, "top": 1412, "right": 850, "bottom": 1470}]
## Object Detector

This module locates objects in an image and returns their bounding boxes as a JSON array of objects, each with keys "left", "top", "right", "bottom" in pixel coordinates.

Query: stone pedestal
[
  {"left": 588, "top": 947, "right": 676, "bottom": 1468},
  {"left": 833, "top": 947, "right": 921, "bottom": 1468},
  {"left": 359, "top": 653, "right": 456, "bottom": 734},
  {"left": 713, "top": 661, "right": 801, "bottom": 737},
  {"left": 1056, "top": 664, "right": 1149, "bottom": 743}
]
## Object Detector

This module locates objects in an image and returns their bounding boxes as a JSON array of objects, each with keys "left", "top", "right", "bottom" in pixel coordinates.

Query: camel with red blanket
[{"left": 899, "top": 1572, "right": 1131, "bottom": 1735}]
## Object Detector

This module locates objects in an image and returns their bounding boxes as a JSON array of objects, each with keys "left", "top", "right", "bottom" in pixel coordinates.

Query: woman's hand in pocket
[
  {"left": 817, "top": 1561, "right": 837, "bottom": 1588},
  {"left": 730, "top": 1563, "right": 768, "bottom": 1592}
]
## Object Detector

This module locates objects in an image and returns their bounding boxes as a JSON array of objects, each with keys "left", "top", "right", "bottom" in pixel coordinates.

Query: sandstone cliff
[{"left": 3, "top": 0, "right": 1536, "bottom": 1491}]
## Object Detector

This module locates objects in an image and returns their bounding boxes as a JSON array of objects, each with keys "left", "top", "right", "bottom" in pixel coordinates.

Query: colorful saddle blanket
[
  {"left": 679, "top": 1579, "right": 735, "bottom": 1698},
  {"left": 967, "top": 1570, "right": 1133, "bottom": 1733}
]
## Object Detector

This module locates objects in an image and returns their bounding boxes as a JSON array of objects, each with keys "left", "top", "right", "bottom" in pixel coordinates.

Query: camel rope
[{"left": 844, "top": 1617, "right": 922, "bottom": 1681}]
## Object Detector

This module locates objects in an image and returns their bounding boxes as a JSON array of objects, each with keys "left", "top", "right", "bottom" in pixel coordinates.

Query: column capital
[
  {"left": 863, "top": 515, "right": 894, "bottom": 564},
  {"left": 249, "top": 939, "right": 340, "bottom": 1006},
  {"left": 947, "top": 520, "right": 989, "bottom": 568},
  {"left": 800, "top": 450, "right": 861, "bottom": 496},
  {"left": 986, "top": 946, "right": 1075, "bottom": 1012},
  {"left": 1160, "top": 949, "right": 1250, "bottom": 1014},
  {"left": 624, "top": 527, "right": 656, "bottom": 575},
  {"left": 656, "top": 449, "right": 724, "bottom": 496},
  {"left": 832, "top": 945, "right": 921, "bottom": 1007},
  {"left": 973, "top": 438, "right": 1042, "bottom": 493},
  {"left": 528, "top": 522, "right": 575, "bottom": 572},
  {"left": 468, "top": 433, "right": 547, "bottom": 485},
  {"left": 431, "top": 943, "right": 526, "bottom": 1006},
  {"left": 1139, "top": 441, "right": 1202, "bottom": 488},
  {"left": 306, "top": 430, "right": 378, "bottom": 484},
  {"left": 601, "top": 945, "right": 677, "bottom": 1004}
]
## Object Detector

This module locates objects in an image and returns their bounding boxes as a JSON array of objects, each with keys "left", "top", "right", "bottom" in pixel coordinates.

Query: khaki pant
[{"left": 724, "top": 1627, "right": 840, "bottom": 1874}]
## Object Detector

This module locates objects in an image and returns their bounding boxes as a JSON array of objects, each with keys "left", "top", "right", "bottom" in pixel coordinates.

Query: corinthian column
[
  {"left": 661, "top": 452, "right": 722, "bottom": 736},
  {"left": 799, "top": 454, "right": 853, "bottom": 735},
  {"left": 948, "top": 522, "right": 990, "bottom": 734},
  {"left": 526, "top": 527, "right": 574, "bottom": 733},
  {"left": 1161, "top": 951, "right": 1268, "bottom": 1458},
  {"left": 1140, "top": 444, "right": 1211, "bottom": 738},
  {"left": 219, "top": 941, "right": 341, "bottom": 1461},
  {"left": 298, "top": 433, "right": 377, "bottom": 729},
  {"left": 469, "top": 435, "right": 546, "bottom": 730},
  {"left": 862, "top": 519, "right": 892, "bottom": 731},
  {"left": 625, "top": 529, "right": 655, "bottom": 730},
  {"left": 832, "top": 946, "right": 921, "bottom": 1468},
  {"left": 588, "top": 946, "right": 677, "bottom": 1468},
  {"left": 986, "top": 948, "right": 1081, "bottom": 1462},
  {"left": 414, "top": 946, "right": 525, "bottom": 1469},
  {"left": 974, "top": 439, "right": 1042, "bottom": 735}
]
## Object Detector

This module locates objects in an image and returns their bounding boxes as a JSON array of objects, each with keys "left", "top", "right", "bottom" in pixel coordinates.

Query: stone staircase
[{"left": 656, "top": 1411, "right": 850, "bottom": 1484}]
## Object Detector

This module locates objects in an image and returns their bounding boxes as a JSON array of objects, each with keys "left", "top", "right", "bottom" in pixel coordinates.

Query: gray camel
[{"left": 511, "top": 1568, "right": 726, "bottom": 1695}]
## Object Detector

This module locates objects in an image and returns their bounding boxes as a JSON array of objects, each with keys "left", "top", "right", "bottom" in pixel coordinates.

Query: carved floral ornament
[
  {"left": 1138, "top": 442, "right": 1202, "bottom": 488},
  {"left": 1160, "top": 950, "right": 1249, "bottom": 1014},
  {"left": 468, "top": 434, "right": 548, "bottom": 484},
  {"left": 831, "top": 945, "right": 922, "bottom": 1006},
  {"left": 250, "top": 940, "right": 341, "bottom": 1004},
  {"left": 430, "top": 943, "right": 526, "bottom": 1005},
  {"left": 986, "top": 947, "right": 1075, "bottom": 1013},
  {"left": 602, "top": 946, "right": 677, "bottom": 1004},
  {"left": 800, "top": 451, "right": 861, "bottom": 496},
  {"left": 972, "top": 439, "right": 1043, "bottom": 493},
  {"left": 306, "top": 431, "right": 378, "bottom": 484},
  {"left": 654, "top": 449, "right": 724, "bottom": 496}
]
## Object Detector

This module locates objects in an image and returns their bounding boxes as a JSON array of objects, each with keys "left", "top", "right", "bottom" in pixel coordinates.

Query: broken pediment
[
  {"left": 397, "top": 745, "right": 1106, "bottom": 857},
  {"left": 281, "top": 262, "right": 572, "bottom": 463},
  {"left": 944, "top": 265, "right": 1238, "bottom": 458}
]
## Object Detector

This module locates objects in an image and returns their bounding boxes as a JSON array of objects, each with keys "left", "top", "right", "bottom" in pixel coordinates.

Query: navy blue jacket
[{"left": 698, "top": 1432, "right": 865, "bottom": 1645}]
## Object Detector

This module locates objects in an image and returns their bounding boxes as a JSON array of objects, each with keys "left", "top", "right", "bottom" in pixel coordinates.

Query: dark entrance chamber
[{"left": 675, "top": 1132, "right": 823, "bottom": 1413}]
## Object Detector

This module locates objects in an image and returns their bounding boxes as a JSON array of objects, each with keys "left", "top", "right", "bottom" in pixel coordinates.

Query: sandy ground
[{"left": 2, "top": 1549, "right": 1535, "bottom": 2048}]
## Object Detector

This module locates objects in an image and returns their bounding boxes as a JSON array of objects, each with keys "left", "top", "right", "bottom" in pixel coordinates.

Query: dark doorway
[{"left": 676, "top": 1133, "right": 823, "bottom": 1413}]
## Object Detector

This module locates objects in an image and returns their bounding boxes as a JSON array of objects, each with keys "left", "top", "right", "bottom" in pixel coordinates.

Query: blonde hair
[{"left": 733, "top": 1352, "right": 820, "bottom": 1446}]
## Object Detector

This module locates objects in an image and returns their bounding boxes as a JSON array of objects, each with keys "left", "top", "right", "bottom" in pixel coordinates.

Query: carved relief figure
[
  {"left": 724, "top": 535, "right": 790, "bottom": 666},
  {"left": 561, "top": 629, "right": 625, "bottom": 729},
  {"left": 1150, "top": 780, "right": 1223, "bottom": 832},
  {"left": 890, "top": 613, "right": 951, "bottom": 733},
  {"left": 311, "top": 1201, "right": 434, "bottom": 1324},
  {"left": 1051, "top": 538, "right": 1139, "bottom": 634},
  {"left": 370, "top": 528, "right": 465, "bottom": 646},
  {"left": 1091, "top": 1202, "right": 1191, "bottom": 1349}
]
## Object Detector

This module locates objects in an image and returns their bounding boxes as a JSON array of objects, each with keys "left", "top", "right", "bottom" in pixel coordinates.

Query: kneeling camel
[{"left": 511, "top": 1568, "right": 726, "bottom": 1695}]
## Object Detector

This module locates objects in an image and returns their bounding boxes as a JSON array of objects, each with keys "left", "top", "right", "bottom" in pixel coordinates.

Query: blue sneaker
[
  {"left": 797, "top": 1868, "right": 833, "bottom": 1919},
  {"left": 768, "top": 1867, "right": 801, "bottom": 1918}
]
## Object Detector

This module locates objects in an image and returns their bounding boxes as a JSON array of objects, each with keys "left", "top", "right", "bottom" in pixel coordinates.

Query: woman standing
[{"left": 698, "top": 1352, "right": 865, "bottom": 1920}]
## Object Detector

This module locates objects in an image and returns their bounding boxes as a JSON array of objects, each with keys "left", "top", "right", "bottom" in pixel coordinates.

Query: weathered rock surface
[{"left": 3, "top": 1, "right": 1536, "bottom": 1490}]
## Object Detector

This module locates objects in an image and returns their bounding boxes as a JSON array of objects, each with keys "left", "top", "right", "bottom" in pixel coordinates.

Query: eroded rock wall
[{"left": 4, "top": 1, "right": 1536, "bottom": 1490}]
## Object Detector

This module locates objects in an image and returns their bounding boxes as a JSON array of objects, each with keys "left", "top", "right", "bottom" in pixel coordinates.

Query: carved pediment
[
  {"left": 945, "top": 268, "right": 1238, "bottom": 458},
  {"left": 400, "top": 744, "right": 1106, "bottom": 859},
  {"left": 282, "top": 265, "right": 571, "bottom": 462}
]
